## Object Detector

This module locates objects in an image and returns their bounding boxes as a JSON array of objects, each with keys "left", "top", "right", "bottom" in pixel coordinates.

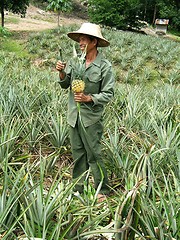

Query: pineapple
[
  {"left": 71, "top": 44, "right": 87, "bottom": 93},
  {"left": 72, "top": 79, "right": 85, "bottom": 93}
]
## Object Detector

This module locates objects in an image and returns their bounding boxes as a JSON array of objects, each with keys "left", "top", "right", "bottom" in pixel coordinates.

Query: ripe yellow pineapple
[{"left": 72, "top": 79, "right": 85, "bottom": 93}]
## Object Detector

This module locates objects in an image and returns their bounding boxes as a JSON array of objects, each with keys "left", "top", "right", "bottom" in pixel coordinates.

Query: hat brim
[{"left": 67, "top": 32, "right": 110, "bottom": 47}]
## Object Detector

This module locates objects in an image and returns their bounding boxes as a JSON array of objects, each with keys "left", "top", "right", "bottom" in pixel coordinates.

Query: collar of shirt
[{"left": 86, "top": 52, "right": 102, "bottom": 69}]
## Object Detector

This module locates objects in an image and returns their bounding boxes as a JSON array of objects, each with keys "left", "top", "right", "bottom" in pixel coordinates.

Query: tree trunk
[
  {"left": 174, "top": 0, "right": 179, "bottom": 10},
  {"left": 58, "top": 11, "right": 60, "bottom": 27},
  {"left": 143, "top": 0, "right": 147, "bottom": 21},
  {"left": 1, "top": 0, "right": 5, "bottom": 27},
  {"left": 152, "top": 4, "right": 157, "bottom": 25}
]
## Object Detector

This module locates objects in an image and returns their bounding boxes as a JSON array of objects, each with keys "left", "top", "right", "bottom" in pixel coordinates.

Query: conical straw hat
[{"left": 67, "top": 22, "right": 110, "bottom": 47}]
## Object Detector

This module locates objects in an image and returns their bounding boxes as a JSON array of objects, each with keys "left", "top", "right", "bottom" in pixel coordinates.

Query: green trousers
[{"left": 69, "top": 117, "right": 109, "bottom": 194}]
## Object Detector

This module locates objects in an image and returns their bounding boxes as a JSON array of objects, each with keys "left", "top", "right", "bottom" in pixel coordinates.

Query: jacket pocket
[{"left": 85, "top": 71, "right": 102, "bottom": 94}]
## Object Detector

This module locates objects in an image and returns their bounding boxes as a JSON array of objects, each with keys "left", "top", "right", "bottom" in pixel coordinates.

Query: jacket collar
[
  {"left": 92, "top": 52, "right": 102, "bottom": 68},
  {"left": 85, "top": 52, "right": 102, "bottom": 70}
]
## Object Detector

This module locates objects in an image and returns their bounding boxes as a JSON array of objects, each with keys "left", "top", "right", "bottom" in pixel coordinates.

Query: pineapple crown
[{"left": 70, "top": 44, "right": 87, "bottom": 80}]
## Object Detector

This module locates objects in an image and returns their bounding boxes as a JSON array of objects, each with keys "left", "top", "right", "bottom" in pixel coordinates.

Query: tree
[
  {"left": 88, "top": 0, "right": 143, "bottom": 30},
  {"left": 139, "top": 0, "right": 180, "bottom": 30},
  {"left": 158, "top": 0, "right": 180, "bottom": 31},
  {"left": 0, "top": 0, "right": 29, "bottom": 27},
  {"left": 46, "top": 0, "right": 72, "bottom": 26},
  {"left": 88, "top": 0, "right": 180, "bottom": 31}
]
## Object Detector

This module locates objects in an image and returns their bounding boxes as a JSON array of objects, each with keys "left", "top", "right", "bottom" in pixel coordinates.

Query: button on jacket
[{"left": 58, "top": 52, "right": 114, "bottom": 127}]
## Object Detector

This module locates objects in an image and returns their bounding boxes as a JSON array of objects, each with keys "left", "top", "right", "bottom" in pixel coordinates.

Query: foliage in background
[
  {"left": 0, "top": 0, "right": 29, "bottom": 27},
  {"left": 0, "top": 26, "right": 11, "bottom": 37},
  {"left": 24, "top": 26, "right": 180, "bottom": 85},
  {"left": 1, "top": 0, "right": 180, "bottom": 31},
  {"left": 46, "top": 0, "right": 72, "bottom": 26},
  {"left": 88, "top": 0, "right": 144, "bottom": 30},
  {"left": 139, "top": 0, "right": 180, "bottom": 30},
  {"left": 87, "top": 0, "right": 180, "bottom": 31}
]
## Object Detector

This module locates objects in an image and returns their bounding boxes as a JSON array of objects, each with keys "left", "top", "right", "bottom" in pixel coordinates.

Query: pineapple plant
[
  {"left": 70, "top": 44, "right": 87, "bottom": 114},
  {"left": 71, "top": 44, "right": 87, "bottom": 94}
]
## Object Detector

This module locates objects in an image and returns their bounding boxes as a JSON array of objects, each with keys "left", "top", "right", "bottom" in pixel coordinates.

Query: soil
[{"left": 5, "top": 4, "right": 87, "bottom": 32}]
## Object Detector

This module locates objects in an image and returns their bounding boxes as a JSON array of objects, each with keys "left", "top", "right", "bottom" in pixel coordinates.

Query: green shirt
[{"left": 58, "top": 52, "right": 115, "bottom": 127}]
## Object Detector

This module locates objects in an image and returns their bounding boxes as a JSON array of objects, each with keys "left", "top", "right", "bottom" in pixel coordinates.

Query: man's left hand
[{"left": 74, "top": 92, "right": 92, "bottom": 103}]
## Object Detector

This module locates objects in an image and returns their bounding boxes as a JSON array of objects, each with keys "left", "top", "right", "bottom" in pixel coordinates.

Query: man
[{"left": 56, "top": 22, "right": 115, "bottom": 201}]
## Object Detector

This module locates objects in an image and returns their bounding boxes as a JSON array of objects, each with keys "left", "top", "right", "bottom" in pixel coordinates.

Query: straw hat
[{"left": 67, "top": 22, "right": 110, "bottom": 47}]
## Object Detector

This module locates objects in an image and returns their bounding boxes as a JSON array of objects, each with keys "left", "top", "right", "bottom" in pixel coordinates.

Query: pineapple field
[{"left": 0, "top": 22, "right": 180, "bottom": 240}]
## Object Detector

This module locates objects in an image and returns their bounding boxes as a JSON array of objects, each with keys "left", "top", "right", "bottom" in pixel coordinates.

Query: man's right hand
[
  {"left": 56, "top": 60, "right": 66, "bottom": 72},
  {"left": 56, "top": 61, "right": 66, "bottom": 80}
]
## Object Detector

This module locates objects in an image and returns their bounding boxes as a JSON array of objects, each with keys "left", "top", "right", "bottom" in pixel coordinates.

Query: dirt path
[{"left": 5, "top": 5, "right": 86, "bottom": 32}]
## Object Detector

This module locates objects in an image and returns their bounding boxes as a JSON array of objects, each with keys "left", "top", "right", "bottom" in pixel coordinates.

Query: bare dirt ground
[{"left": 5, "top": 4, "right": 86, "bottom": 32}]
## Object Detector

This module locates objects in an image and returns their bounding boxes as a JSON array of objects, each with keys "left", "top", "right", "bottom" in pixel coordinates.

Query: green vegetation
[
  {"left": 1, "top": 0, "right": 180, "bottom": 32},
  {"left": 0, "top": 24, "right": 179, "bottom": 239},
  {"left": 4, "top": 16, "right": 20, "bottom": 24},
  {"left": 0, "top": 0, "right": 29, "bottom": 27},
  {"left": 88, "top": 0, "right": 180, "bottom": 31},
  {"left": 0, "top": 26, "right": 11, "bottom": 37},
  {"left": 46, "top": 0, "right": 72, "bottom": 26},
  {"left": 0, "top": 39, "right": 30, "bottom": 58}
]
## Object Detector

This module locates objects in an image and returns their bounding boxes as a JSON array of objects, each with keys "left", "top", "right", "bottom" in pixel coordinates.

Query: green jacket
[{"left": 58, "top": 52, "right": 115, "bottom": 127}]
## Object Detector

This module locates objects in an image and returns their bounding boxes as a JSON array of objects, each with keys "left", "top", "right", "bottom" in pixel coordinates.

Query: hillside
[{"left": 4, "top": 2, "right": 88, "bottom": 32}]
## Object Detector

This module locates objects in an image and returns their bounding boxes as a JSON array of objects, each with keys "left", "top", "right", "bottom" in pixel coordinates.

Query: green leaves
[
  {"left": 42, "top": 112, "right": 68, "bottom": 149},
  {"left": 70, "top": 44, "right": 87, "bottom": 80},
  {"left": 88, "top": 0, "right": 180, "bottom": 31},
  {"left": 88, "top": 0, "right": 143, "bottom": 30},
  {"left": 46, "top": 0, "right": 72, "bottom": 26},
  {"left": 47, "top": 0, "right": 72, "bottom": 13}
]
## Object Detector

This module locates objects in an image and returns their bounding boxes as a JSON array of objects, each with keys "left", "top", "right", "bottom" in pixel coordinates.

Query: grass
[
  {"left": 166, "top": 33, "right": 180, "bottom": 42},
  {"left": 4, "top": 16, "right": 20, "bottom": 24},
  {"left": 168, "top": 27, "right": 180, "bottom": 37},
  {"left": 0, "top": 38, "right": 30, "bottom": 58}
]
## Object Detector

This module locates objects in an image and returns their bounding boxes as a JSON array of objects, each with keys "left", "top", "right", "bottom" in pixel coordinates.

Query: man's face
[{"left": 79, "top": 34, "right": 97, "bottom": 53}]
